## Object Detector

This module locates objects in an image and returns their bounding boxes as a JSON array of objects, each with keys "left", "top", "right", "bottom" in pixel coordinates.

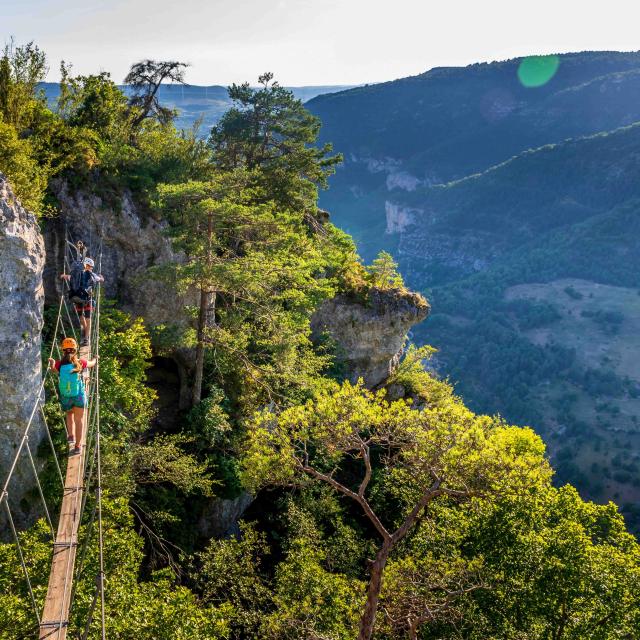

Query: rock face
[
  {"left": 44, "top": 181, "right": 187, "bottom": 326},
  {"left": 197, "top": 493, "right": 255, "bottom": 539},
  {"left": 44, "top": 182, "right": 196, "bottom": 407},
  {"left": 311, "top": 287, "right": 430, "bottom": 387},
  {"left": 0, "top": 174, "right": 46, "bottom": 524}
]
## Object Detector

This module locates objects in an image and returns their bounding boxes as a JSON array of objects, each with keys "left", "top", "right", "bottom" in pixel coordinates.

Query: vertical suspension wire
[
  {"left": 61, "top": 296, "right": 79, "bottom": 344},
  {"left": 70, "top": 244, "right": 105, "bottom": 639},
  {"left": 24, "top": 438, "right": 55, "bottom": 538},
  {"left": 4, "top": 499, "right": 41, "bottom": 625},
  {"left": 94, "top": 253, "right": 107, "bottom": 640},
  {"left": 79, "top": 587, "right": 99, "bottom": 640},
  {"left": 40, "top": 405, "right": 65, "bottom": 490},
  {"left": 63, "top": 226, "right": 84, "bottom": 334}
]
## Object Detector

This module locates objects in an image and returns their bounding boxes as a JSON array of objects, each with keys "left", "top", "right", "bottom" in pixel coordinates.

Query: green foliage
[
  {"left": 242, "top": 378, "right": 553, "bottom": 636},
  {"left": 457, "top": 485, "right": 640, "bottom": 640},
  {"left": 0, "top": 40, "right": 47, "bottom": 130},
  {"left": 58, "top": 66, "right": 130, "bottom": 137},
  {"left": 130, "top": 434, "right": 215, "bottom": 495},
  {"left": 0, "top": 498, "right": 231, "bottom": 640},
  {"left": 385, "top": 344, "right": 455, "bottom": 405},
  {"left": 366, "top": 251, "right": 405, "bottom": 290},
  {"left": 98, "top": 304, "right": 156, "bottom": 442},
  {"left": 196, "top": 521, "right": 272, "bottom": 637},
  {"left": 155, "top": 171, "right": 349, "bottom": 411},
  {"left": 209, "top": 72, "right": 342, "bottom": 210},
  {"left": 242, "top": 379, "right": 550, "bottom": 499},
  {"left": 186, "top": 389, "right": 232, "bottom": 449},
  {"left": 262, "top": 529, "right": 364, "bottom": 639},
  {"left": 0, "top": 118, "right": 47, "bottom": 213},
  {"left": 0, "top": 41, "right": 209, "bottom": 215}
]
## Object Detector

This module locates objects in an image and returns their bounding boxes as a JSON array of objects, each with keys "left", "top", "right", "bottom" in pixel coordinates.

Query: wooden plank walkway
[{"left": 39, "top": 341, "right": 91, "bottom": 640}]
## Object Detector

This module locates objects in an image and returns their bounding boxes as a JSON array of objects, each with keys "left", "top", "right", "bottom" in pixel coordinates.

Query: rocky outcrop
[
  {"left": 0, "top": 174, "right": 46, "bottom": 524},
  {"left": 311, "top": 287, "right": 430, "bottom": 388}
]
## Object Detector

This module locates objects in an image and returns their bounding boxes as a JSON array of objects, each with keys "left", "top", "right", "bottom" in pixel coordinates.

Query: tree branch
[
  {"left": 300, "top": 463, "right": 391, "bottom": 541},
  {"left": 358, "top": 442, "right": 373, "bottom": 498},
  {"left": 390, "top": 479, "right": 443, "bottom": 545}
]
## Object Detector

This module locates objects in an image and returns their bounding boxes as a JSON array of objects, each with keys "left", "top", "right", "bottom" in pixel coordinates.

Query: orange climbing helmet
[{"left": 61, "top": 337, "right": 78, "bottom": 351}]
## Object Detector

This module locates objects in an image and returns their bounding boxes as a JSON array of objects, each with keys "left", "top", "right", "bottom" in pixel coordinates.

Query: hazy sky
[{"left": 5, "top": 0, "right": 640, "bottom": 86}]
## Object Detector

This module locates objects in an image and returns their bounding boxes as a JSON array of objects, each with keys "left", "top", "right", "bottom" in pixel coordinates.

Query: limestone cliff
[
  {"left": 44, "top": 181, "right": 186, "bottom": 327},
  {"left": 311, "top": 287, "right": 430, "bottom": 388},
  {"left": 43, "top": 182, "right": 195, "bottom": 407},
  {"left": 0, "top": 174, "right": 46, "bottom": 523}
]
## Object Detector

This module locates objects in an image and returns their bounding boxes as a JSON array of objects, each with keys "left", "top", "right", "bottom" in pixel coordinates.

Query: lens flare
[{"left": 517, "top": 55, "right": 560, "bottom": 88}]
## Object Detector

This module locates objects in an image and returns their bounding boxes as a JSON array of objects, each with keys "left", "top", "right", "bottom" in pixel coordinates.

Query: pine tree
[{"left": 209, "top": 72, "right": 342, "bottom": 210}]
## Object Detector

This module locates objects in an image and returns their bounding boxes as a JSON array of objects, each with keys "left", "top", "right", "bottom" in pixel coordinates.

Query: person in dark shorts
[
  {"left": 60, "top": 257, "right": 104, "bottom": 346},
  {"left": 48, "top": 337, "right": 98, "bottom": 455}
]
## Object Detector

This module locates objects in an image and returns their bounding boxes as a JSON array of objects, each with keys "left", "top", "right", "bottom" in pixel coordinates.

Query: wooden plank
[{"left": 39, "top": 342, "right": 91, "bottom": 640}]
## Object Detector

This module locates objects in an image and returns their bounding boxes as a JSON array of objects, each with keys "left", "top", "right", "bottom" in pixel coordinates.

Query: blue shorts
[{"left": 60, "top": 393, "right": 87, "bottom": 412}]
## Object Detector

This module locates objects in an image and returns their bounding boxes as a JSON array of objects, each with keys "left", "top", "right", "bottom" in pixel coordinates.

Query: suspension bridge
[{"left": 1, "top": 236, "right": 107, "bottom": 639}]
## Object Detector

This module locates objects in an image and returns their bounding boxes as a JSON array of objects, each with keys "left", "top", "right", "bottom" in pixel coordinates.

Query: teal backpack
[{"left": 59, "top": 363, "right": 84, "bottom": 398}]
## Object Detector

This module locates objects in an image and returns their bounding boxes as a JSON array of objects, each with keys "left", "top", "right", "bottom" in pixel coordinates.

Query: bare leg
[
  {"left": 65, "top": 410, "right": 75, "bottom": 441},
  {"left": 72, "top": 406, "right": 84, "bottom": 448},
  {"left": 79, "top": 315, "right": 88, "bottom": 340}
]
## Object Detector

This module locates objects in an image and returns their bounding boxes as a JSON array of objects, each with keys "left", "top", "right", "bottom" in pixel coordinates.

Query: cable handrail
[
  {"left": 0, "top": 293, "right": 63, "bottom": 504},
  {"left": 49, "top": 251, "right": 103, "bottom": 638},
  {"left": 2, "top": 228, "right": 108, "bottom": 639}
]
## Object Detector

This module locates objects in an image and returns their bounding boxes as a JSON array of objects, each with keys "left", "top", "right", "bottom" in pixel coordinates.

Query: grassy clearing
[{"left": 505, "top": 278, "right": 640, "bottom": 516}]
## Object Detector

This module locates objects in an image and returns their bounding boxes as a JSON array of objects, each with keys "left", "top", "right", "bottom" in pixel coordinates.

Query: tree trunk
[
  {"left": 407, "top": 618, "right": 419, "bottom": 640},
  {"left": 192, "top": 287, "right": 211, "bottom": 406},
  {"left": 192, "top": 211, "right": 216, "bottom": 406},
  {"left": 358, "top": 543, "right": 391, "bottom": 640}
]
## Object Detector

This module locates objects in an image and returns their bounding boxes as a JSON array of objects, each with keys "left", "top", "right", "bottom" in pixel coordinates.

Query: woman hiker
[{"left": 48, "top": 337, "right": 98, "bottom": 455}]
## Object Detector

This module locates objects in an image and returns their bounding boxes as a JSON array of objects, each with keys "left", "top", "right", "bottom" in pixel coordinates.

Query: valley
[{"left": 304, "top": 52, "right": 640, "bottom": 527}]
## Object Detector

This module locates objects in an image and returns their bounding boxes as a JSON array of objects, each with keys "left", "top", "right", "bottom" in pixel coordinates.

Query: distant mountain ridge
[
  {"left": 305, "top": 50, "right": 640, "bottom": 528},
  {"left": 38, "top": 81, "right": 356, "bottom": 132},
  {"left": 308, "top": 50, "right": 640, "bottom": 257}
]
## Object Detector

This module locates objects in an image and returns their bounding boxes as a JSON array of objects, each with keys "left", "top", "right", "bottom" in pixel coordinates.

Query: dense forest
[
  {"left": 306, "top": 52, "right": 640, "bottom": 527},
  {"left": 1, "top": 41, "right": 640, "bottom": 640}
]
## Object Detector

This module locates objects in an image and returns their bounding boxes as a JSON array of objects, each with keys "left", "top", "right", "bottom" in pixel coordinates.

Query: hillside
[
  {"left": 409, "top": 127, "right": 640, "bottom": 526},
  {"left": 307, "top": 52, "right": 640, "bottom": 527},
  {"left": 414, "top": 131, "right": 640, "bottom": 521},
  {"left": 3, "top": 42, "right": 640, "bottom": 640},
  {"left": 308, "top": 51, "right": 640, "bottom": 258}
]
